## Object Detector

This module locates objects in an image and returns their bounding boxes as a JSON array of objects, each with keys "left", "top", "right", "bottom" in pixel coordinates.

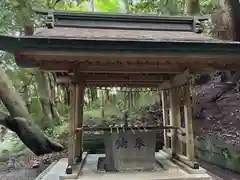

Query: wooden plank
[
  {"left": 75, "top": 83, "right": 85, "bottom": 163},
  {"left": 183, "top": 85, "right": 195, "bottom": 161},
  {"left": 159, "top": 69, "right": 190, "bottom": 90}
]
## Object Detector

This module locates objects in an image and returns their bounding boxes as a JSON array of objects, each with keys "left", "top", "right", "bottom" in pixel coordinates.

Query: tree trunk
[
  {"left": 48, "top": 73, "right": 61, "bottom": 124},
  {"left": 87, "top": 88, "right": 91, "bottom": 109},
  {"left": 100, "top": 90, "right": 105, "bottom": 118},
  {"left": 0, "top": 67, "right": 64, "bottom": 155},
  {"left": 207, "top": 0, "right": 240, "bottom": 103},
  {"left": 227, "top": 0, "right": 240, "bottom": 41},
  {"left": 184, "top": 0, "right": 200, "bottom": 117},
  {"left": 184, "top": 0, "right": 200, "bottom": 15},
  {"left": 34, "top": 70, "right": 53, "bottom": 128},
  {"left": 22, "top": 85, "right": 30, "bottom": 112},
  {"left": 90, "top": 88, "right": 97, "bottom": 102},
  {"left": 211, "top": 0, "right": 233, "bottom": 40},
  {"left": 65, "top": 86, "right": 70, "bottom": 105},
  {"left": 23, "top": 7, "right": 61, "bottom": 128}
]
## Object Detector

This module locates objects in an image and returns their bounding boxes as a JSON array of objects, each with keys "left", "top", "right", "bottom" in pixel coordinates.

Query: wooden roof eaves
[
  {"left": 34, "top": 8, "right": 207, "bottom": 24},
  {"left": 1, "top": 35, "right": 240, "bottom": 57},
  {"left": 35, "top": 8, "right": 208, "bottom": 33}
]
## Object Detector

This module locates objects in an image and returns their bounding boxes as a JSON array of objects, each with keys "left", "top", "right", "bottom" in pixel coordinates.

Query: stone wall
[{"left": 195, "top": 136, "right": 240, "bottom": 173}]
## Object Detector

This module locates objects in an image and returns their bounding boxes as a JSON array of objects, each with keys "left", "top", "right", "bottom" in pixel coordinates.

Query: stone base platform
[{"left": 36, "top": 151, "right": 213, "bottom": 180}]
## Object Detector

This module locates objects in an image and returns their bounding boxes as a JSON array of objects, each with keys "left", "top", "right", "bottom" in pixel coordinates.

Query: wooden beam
[
  {"left": 19, "top": 51, "right": 240, "bottom": 63},
  {"left": 85, "top": 82, "right": 159, "bottom": 87},
  {"left": 75, "top": 83, "right": 85, "bottom": 163},
  {"left": 159, "top": 69, "right": 190, "bottom": 90},
  {"left": 96, "top": 87, "right": 159, "bottom": 92},
  {"left": 38, "top": 61, "right": 183, "bottom": 74},
  {"left": 75, "top": 73, "right": 169, "bottom": 81},
  {"left": 56, "top": 74, "right": 171, "bottom": 85},
  {"left": 56, "top": 76, "right": 71, "bottom": 84},
  {"left": 17, "top": 51, "right": 240, "bottom": 72},
  {"left": 56, "top": 81, "right": 160, "bottom": 87}
]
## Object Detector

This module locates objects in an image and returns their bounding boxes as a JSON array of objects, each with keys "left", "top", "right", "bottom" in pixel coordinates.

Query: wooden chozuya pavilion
[{"left": 1, "top": 9, "right": 240, "bottom": 179}]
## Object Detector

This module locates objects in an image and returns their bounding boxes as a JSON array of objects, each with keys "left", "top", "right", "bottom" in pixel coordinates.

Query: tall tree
[
  {"left": 0, "top": 66, "right": 63, "bottom": 155},
  {"left": 0, "top": 0, "right": 64, "bottom": 155},
  {"left": 227, "top": 0, "right": 240, "bottom": 41},
  {"left": 184, "top": 0, "right": 199, "bottom": 15},
  {"left": 211, "top": 0, "right": 233, "bottom": 40}
]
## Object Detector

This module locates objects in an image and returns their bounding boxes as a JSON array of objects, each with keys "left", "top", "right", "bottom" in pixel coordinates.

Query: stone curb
[{"left": 35, "top": 160, "right": 58, "bottom": 180}]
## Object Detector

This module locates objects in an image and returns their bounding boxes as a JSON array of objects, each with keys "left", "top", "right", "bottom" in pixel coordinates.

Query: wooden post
[
  {"left": 169, "top": 88, "right": 177, "bottom": 154},
  {"left": 169, "top": 87, "right": 182, "bottom": 155},
  {"left": 184, "top": 85, "right": 195, "bottom": 161},
  {"left": 75, "top": 83, "right": 85, "bottom": 163},
  {"left": 161, "top": 89, "right": 170, "bottom": 149},
  {"left": 190, "top": 75, "right": 196, "bottom": 117},
  {"left": 66, "top": 83, "right": 76, "bottom": 174},
  {"left": 175, "top": 87, "right": 182, "bottom": 155}
]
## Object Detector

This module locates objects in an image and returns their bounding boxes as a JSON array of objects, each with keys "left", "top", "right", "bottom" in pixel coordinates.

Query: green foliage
[
  {"left": 200, "top": 0, "right": 220, "bottom": 15},
  {"left": 84, "top": 104, "right": 122, "bottom": 119},
  {"left": 131, "top": 0, "right": 185, "bottom": 15},
  {"left": 44, "top": 122, "right": 68, "bottom": 139},
  {"left": 54, "top": 1, "right": 88, "bottom": 11},
  {"left": 94, "top": 0, "right": 123, "bottom": 12},
  {"left": 0, "top": 0, "right": 230, "bottom": 158},
  {"left": 0, "top": 1, "right": 17, "bottom": 34}
]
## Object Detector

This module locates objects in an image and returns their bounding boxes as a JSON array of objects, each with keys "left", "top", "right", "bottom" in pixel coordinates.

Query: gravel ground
[
  {"left": 0, "top": 143, "right": 68, "bottom": 180},
  {"left": 0, "top": 169, "right": 41, "bottom": 180}
]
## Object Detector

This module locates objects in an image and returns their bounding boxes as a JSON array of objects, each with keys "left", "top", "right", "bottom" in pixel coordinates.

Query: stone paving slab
[
  {"left": 78, "top": 154, "right": 212, "bottom": 180},
  {"left": 37, "top": 153, "right": 212, "bottom": 180}
]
